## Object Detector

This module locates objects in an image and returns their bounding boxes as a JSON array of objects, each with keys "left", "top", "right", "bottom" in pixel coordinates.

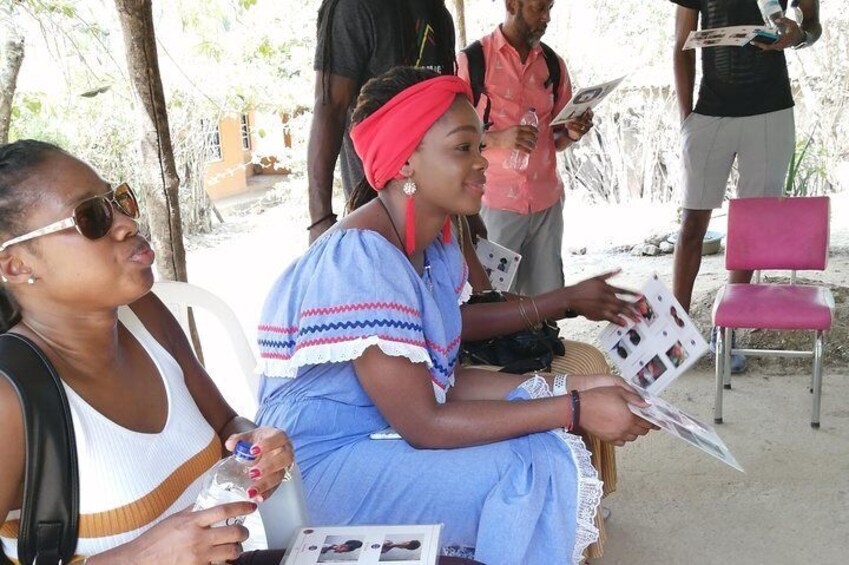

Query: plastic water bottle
[
  {"left": 506, "top": 107, "right": 538, "bottom": 171},
  {"left": 757, "top": 0, "right": 788, "bottom": 33},
  {"left": 193, "top": 440, "right": 256, "bottom": 526}
]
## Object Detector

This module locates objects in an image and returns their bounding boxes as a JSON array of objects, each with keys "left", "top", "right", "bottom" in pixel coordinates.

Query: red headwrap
[{"left": 350, "top": 75, "right": 474, "bottom": 255}]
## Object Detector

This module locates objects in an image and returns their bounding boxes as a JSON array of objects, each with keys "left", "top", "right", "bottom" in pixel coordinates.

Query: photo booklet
[
  {"left": 282, "top": 524, "right": 442, "bottom": 565},
  {"left": 474, "top": 237, "right": 522, "bottom": 292},
  {"left": 598, "top": 274, "right": 743, "bottom": 472},
  {"left": 683, "top": 25, "right": 779, "bottom": 50},
  {"left": 551, "top": 75, "right": 626, "bottom": 127}
]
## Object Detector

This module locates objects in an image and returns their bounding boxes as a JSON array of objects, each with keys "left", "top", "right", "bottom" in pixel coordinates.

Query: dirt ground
[{"left": 185, "top": 183, "right": 849, "bottom": 565}]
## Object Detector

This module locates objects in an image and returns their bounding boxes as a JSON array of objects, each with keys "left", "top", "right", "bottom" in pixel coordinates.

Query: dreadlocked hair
[
  {"left": 0, "top": 139, "right": 66, "bottom": 332},
  {"left": 346, "top": 66, "right": 440, "bottom": 213},
  {"left": 317, "top": 0, "right": 456, "bottom": 103}
]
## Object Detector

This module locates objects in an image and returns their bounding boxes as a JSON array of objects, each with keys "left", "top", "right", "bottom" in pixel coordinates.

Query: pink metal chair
[{"left": 712, "top": 196, "right": 833, "bottom": 428}]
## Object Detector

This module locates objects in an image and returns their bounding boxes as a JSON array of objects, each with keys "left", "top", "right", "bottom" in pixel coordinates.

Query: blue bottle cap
[{"left": 235, "top": 440, "right": 256, "bottom": 461}]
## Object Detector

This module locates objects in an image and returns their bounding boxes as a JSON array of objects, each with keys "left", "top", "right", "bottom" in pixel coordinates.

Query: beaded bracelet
[{"left": 567, "top": 389, "right": 581, "bottom": 432}]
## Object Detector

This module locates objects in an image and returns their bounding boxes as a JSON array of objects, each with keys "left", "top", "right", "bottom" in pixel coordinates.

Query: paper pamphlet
[
  {"left": 630, "top": 387, "right": 744, "bottom": 472},
  {"left": 475, "top": 238, "right": 521, "bottom": 292},
  {"left": 598, "top": 274, "right": 742, "bottom": 472},
  {"left": 283, "top": 524, "right": 442, "bottom": 565},
  {"left": 551, "top": 75, "right": 626, "bottom": 127},
  {"left": 683, "top": 25, "right": 778, "bottom": 50},
  {"left": 599, "top": 274, "right": 709, "bottom": 395}
]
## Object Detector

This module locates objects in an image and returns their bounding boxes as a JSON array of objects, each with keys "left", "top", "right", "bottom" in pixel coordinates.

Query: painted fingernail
[
  {"left": 250, "top": 446, "right": 262, "bottom": 455},
  {"left": 247, "top": 487, "right": 258, "bottom": 499},
  {"left": 249, "top": 468, "right": 261, "bottom": 479}
]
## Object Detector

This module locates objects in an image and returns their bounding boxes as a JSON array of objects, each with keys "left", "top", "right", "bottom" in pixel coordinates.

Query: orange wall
[{"left": 203, "top": 114, "right": 255, "bottom": 200}]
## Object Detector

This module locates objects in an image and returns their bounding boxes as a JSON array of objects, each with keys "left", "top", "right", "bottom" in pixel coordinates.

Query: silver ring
[{"left": 282, "top": 463, "right": 294, "bottom": 483}]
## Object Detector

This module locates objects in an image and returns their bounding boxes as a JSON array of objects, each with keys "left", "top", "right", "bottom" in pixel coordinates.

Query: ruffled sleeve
[{"left": 257, "top": 230, "right": 432, "bottom": 378}]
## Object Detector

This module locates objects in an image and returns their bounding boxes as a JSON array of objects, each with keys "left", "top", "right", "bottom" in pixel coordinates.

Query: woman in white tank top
[{"left": 0, "top": 141, "right": 294, "bottom": 565}]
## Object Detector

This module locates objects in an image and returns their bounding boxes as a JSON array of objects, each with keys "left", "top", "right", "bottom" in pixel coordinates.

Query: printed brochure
[
  {"left": 283, "top": 524, "right": 442, "bottom": 565},
  {"left": 599, "top": 274, "right": 743, "bottom": 472}
]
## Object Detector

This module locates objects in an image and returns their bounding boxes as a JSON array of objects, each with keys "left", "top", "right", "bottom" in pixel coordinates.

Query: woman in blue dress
[{"left": 256, "top": 68, "right": 652, "bottom": 565}]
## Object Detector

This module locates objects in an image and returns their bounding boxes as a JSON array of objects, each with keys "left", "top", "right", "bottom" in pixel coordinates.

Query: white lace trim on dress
[
  {"left": 457, "top": 281, "right": 473, "bottom": 306},
  {"left": 519, "top": 375, "right": 603, "bottom": 564},
  {"left": 258, "top": 336, "right": 433, "bottom": 379}
]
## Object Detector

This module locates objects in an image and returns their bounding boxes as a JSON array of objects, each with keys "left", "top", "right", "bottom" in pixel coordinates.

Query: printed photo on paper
[
  {"left": 683, "top": 25, "right": 778, "bottom": 50},
  {"left": 284, "top": 525, "right": 442, "bottom": 565},
  {"left": 475, "top": 238, "right": 522, "bottom": 292},
  {"left": 598, "top": 273, "right": 709, "bottom": 395},
  {"left": 629, "top": 388, "right": 744, "bottom": 472},
  {"left": 551, "top": 75, "right": 627, "bottom": 126}
]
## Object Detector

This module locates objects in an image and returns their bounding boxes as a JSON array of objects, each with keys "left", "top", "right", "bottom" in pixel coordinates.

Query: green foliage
[{"left": 785, "top": 133, "right": 829, "bottom": 197}]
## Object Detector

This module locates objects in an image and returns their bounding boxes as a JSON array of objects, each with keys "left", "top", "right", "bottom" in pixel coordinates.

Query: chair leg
[
  {"left": 723, "top": 327, "right": 733, "bottom": 389},
  {"left": 715, "top": 326, "right": 725, "bottom": 424},
  {"left": 811, "top": 331, "right": 825, "bottom": 429}
]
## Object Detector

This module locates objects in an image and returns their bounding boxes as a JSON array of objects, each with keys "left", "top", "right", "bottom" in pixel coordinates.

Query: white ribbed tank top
[{"left": 1, "top": 307, "right": 221, "bottom": 562}]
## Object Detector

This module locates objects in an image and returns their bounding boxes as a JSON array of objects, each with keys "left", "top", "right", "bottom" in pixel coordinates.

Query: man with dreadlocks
[{"left": 306, "top": 0, "right": 457, "bottom": 243}]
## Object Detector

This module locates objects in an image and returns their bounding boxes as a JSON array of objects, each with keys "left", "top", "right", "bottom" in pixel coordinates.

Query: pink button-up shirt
[{"left": 458, "top": 27, "right": 572, "bottom": 214}]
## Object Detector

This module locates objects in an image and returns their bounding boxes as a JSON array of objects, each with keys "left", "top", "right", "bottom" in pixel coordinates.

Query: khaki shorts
[
  {"left": 680, "top": 108, "right": 795, "bottom": 210},
  {"left": 479, "top": 199, "right": 565, "bottom": 296}
]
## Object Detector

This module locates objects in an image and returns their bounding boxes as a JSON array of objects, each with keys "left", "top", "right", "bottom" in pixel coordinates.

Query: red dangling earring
[
  {"left": 403, "top": 178, "right": 417, "bottom": 256},
  {"left": 442, "top": 217, "right": 452, "bottom": 243}
]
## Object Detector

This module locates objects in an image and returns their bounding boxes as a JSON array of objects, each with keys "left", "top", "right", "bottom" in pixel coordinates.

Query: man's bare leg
[
  {"left": 729, "top": 269, "right": 754, "bottom": 284},
  {"left": 673, "top": 208, "right": 713, "bottom": 312}
]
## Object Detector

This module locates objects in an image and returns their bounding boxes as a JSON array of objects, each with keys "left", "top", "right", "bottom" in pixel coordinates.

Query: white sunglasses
[{"left": 0, "top": 183, "right": 140, "bottom": 253}]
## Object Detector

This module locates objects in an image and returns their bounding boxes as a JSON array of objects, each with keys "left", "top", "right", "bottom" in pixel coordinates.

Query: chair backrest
[
  {"left": 153, "top": 281, "right": 260, "bottom": 400},
  {"left": 726, "top": 196, "right": 830, "bottom": 272},
  {"left": 151, "top": 281, "right": 310, "bottom": 547}
]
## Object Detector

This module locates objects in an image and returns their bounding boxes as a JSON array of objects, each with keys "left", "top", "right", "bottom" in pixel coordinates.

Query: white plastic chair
[{"left": 152, "top": 281, "right": 310, "bottom": 550}]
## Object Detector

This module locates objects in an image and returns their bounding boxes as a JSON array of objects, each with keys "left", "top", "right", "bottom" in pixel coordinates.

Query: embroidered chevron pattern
[
  {"left": 258, "top": 338, "right": 296, "bottom": 350},
  {"left": 426, "top": 334, "right": 462, "bottom": 356},
  {"left": 301, "top": 302, "right": 421, "bottom": 318},
  {"left": 298, "top": 319, "right": 424, "bottom": 335},
  {"left": 259, "top": 334, "right": 429, "bottom": 361},
  {"left": 454, "top": 262, "right": 469, "bottom": 294},
  {"left": 258, "top": 324, "right": 298, "bottom": 334}
]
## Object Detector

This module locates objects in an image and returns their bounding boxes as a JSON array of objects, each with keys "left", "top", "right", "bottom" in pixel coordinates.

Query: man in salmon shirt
[{"left": 458, "top": 0, "right": 593, "bottom": 296}]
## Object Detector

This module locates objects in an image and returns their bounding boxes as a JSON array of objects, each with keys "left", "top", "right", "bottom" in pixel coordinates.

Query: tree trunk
[
  {"left": 114, "top": 0, "right": 187, "bottom": 283},
  {"left": 453, "top": 0, "right": 467, "bottom": 48},
  {"left": 0, "top": 22, "right": 25, "bottom": 145}
]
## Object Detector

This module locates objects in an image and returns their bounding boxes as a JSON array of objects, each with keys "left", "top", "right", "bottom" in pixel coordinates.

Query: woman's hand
[
  {"left": 559, "top": 270, "right": 639, "bottom": 325},
  {"left": 109, "top": 502, "right": 255, "bottom": 565},
  {"left": 568, "top": 373, "right": 634, "bottom": 393},
  {"left": 225, "top": 426, "right": 295, "bottom": 502},
  {"left": 578, "top": 387, "right": 654, "bottom": 446}
]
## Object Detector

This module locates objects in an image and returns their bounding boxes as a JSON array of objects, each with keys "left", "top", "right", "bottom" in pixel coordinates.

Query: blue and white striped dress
[{"left": 255, "top": 229, "right": 601, "bottom": 565}]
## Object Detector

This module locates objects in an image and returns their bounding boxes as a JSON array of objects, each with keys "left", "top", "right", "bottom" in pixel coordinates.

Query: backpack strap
[
  {"left": 0, "top": 334, "right": 79, "bottom": 565},
  {"left": 461, "top": 40, "right": 493, "bottom": 129},
  {"left": 539, "top": 42, "right": 562, "bottom": 104}
]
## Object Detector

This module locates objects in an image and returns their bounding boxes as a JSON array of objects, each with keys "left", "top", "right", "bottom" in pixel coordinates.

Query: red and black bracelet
[{"left": 567, "top": 389, "right": 581, "bottom": 432}]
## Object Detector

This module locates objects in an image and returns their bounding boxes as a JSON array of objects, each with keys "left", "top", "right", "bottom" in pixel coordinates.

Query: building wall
[{"left": 203, "top": 114, "right": 255, "bottom": 200}]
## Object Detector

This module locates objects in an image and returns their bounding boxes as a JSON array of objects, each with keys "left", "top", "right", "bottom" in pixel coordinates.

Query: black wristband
[
  {"left": 568, "top": 389, "right": 581, "bottom": 432},
  {"left": 307, "top": 213, "right": 337, "bottom": 231}
]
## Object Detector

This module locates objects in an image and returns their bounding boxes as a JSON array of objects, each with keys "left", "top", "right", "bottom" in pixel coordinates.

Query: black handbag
[
  {"left": 0, "top": 333, "right": 79, "bottom": 565},
  {"left": 460, "top": 292, "right": 566, "bottom": 374}
]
